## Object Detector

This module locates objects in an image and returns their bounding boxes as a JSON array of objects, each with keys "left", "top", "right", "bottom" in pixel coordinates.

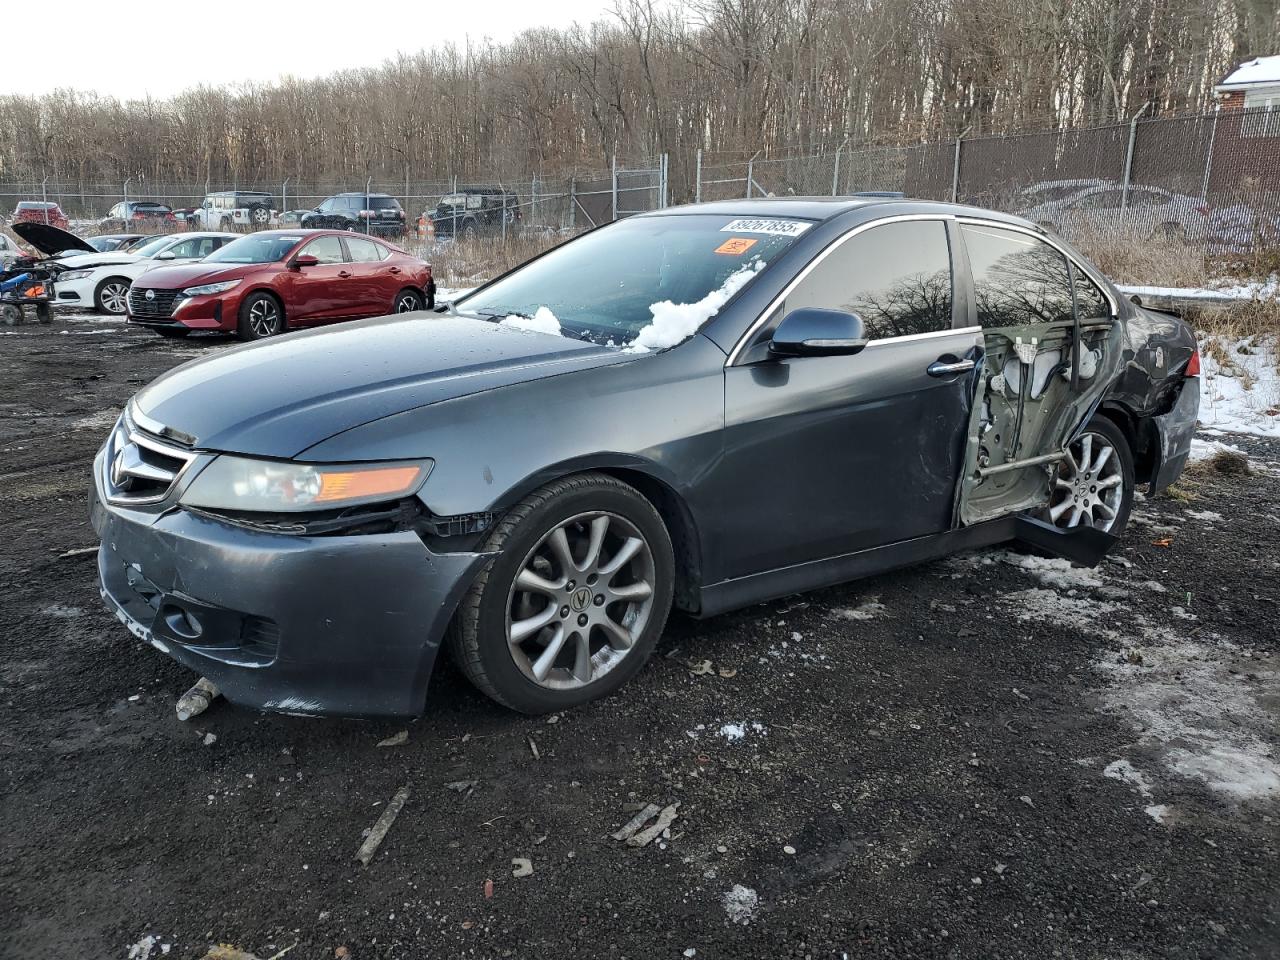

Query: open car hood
[{"left": 12, "top": 222, "right": 96, "bottom": 256}]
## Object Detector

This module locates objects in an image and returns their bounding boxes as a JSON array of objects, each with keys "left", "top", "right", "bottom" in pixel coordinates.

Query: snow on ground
[
  {"left": 1116, "top": 275, "right": 1279, "bottom": 302},
  {"left": 435, "top": 286, "right": 477, "bottom": 302},
  {"left": 629, "top": 260, "right": 766, "bottom": 352},
  {"left": 1197, "top": 334, "right": 1280, "bottom": 437},
  {"left": 721, "top": 884, "right": 761, "bottom": 924},
  {"left": 1189, "top": 436, "right": 1247, "bottom": 462}
]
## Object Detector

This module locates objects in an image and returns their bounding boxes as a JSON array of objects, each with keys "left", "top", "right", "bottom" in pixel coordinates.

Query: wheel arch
[
  {"left": 485, "top": 457, "right": 705, "bottom": 614},
  {"left": 1094, "top": 401, "right": 1157, "bottom": 485}
]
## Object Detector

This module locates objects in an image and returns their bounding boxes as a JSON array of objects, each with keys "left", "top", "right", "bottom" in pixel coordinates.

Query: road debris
[
  {"left": 484, "top": 878, "right": 494, "bottom": 898},
  {"left": 717, "top": 666, "right": 738, "bottom": 678},
  {"left": 176, "top": 677, "right": 221, "bottom": 722},
  {"left": 202, "top": 732, "right": 217, "bottom": 747},
  {"left": 57, "top": 546, "right": 98, "bottom": 559},
  {"left": 511, "top": 857, "right": 534, "bottom": 877},
  {"left": 722, "top": 884, "right": 760, "bottom": 924},
  {"left": 528, "top": 736, "right": 540, "bottom": 760},
  {"left": 445, "top": 779, "right": 479, "bottom": 796},
  {"left": 376, "top": 730, "right": 408, "bottom": 748},
  {"left": 612, "top": 803, "right": 662, "bottom": 841},
  {"left": 627, "top": 802, "right": 680, "bottom": 847},
  {"left": 355, "top": 786, "right": 410, "bottom": 866},
  {"left": 688, "top": 659, "right": 714, "bottom": 676}
]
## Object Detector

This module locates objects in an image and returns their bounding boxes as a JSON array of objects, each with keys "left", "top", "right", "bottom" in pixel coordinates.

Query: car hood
[
  {"left": 132, "top": 262, "right": 249, "bottom": 289},
  {"left": 133, "top": 314, "right": 632, "bottom": 458},
  {"left": 12, "top": 221, "right": 96, "bottom": 256},
  {"left": 57, "top": 251, "right": 145, "bottom": 269}
]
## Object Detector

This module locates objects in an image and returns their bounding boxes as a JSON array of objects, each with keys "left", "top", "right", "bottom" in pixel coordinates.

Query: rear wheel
[
  {"left": 236, "top": 292, "right": 284, "bottom": 341},
  {"left": 394, "top": 289, "right": 424, "bottom": 313},
  {"left": 2, "top": 304, "right": 21, "bottom": 325},
  {"left": 250, "top": 205, "right": 270, "bottom": 226},
  {"left": 448, "top": 473, "right": 674, "bottom": 714},
  {"left": 95, "top": 278, "right": 131, "bottom": 315},
  {"left": 1048, "top": 417, "right": 1134, "bottom": 536},
  {"left": 35, "top": 302, "right": 52, "bottom": 324}
]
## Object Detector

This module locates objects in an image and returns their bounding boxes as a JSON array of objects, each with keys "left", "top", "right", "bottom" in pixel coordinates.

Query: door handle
[
  {"left": 338, "top": 270, "right": 351, "bottom": 278},
  {"left": 389, "top": 266, "right": 401, "bottom": 274},
  {"left": 927, "top": 357, "right": 976, "bottom": 377}
]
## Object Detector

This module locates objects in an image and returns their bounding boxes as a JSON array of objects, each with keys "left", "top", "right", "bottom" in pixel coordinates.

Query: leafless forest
[{"left": 0, "top": 0, "right": 1273, "bottom": 196}]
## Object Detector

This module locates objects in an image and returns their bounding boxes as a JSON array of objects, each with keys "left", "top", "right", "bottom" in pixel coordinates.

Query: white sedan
[{"left": 55, "top": 232, "right": 238, "bottom": 314}]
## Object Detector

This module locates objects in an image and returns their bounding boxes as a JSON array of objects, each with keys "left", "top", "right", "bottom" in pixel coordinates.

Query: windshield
[
  {"left": 134, "top": 236, "right": 175, "bottom": 257},
  {"left": 87, "top": 237, "right": 121, "bottom": 251},
  {"left": 205, "top": 234, "right": 302, "bottom": 264},
  {"left": 458, "top": 214, "right": 807, "bottom": 349}
]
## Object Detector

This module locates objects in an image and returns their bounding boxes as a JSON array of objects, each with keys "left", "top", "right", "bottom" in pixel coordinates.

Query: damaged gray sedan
[{"left": 91, "top": 198, "right": 1199, "bottom": 716}]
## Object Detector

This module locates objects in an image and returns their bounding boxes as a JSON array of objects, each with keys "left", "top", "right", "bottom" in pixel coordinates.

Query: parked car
[
  {"left": 0, "top": 232, "right": 20, "bottom": 267},
  {"left": 188, "top": 191, "right": 276, "bottom": 229},
  {"left": 427, "top": 187, "right": 521, "bottom": 239},
  {"left": 91, "top": 198, "right": 1199, "bottom": 718},
  {"left": 1020, "top": 181, "right": 1209, "bottom": 241},
  {"left": 12, "top": 201, "right": 69, "bottom": 230},
  {"left": 277, "top": 209, "right": 313, "bottom": 225},
  {"left": 99, "top": 202, "right": 177, "bottom": 231},
  {"left": 54, "top": 231, "right": 238, "bottom": 314},
  {"left": 302, "top": 193, "right": 406, "bottom": 236},
  {"left": 85, "top": 233, "right": 153, "bottom": 253},
  {"left": 124, "top": 229, "right": 432, "bottom": 339}
]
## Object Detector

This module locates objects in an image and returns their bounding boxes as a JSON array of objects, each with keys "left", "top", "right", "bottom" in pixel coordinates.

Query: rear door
[
  {"left": 288, "top": 235, "right": 351, "bottom": 323},
  {"left": 341, "top": 236, "right": 392, "bottom": 314},
  {"left": 716, "top": 217, "right": 981, "bottom": 578}
]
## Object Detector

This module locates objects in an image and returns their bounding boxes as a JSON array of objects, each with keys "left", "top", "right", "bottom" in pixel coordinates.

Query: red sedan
[
  {"left": 126, "top": 230, "right": 435, "bottom": 340},
  {"left": 13, "top": 201, "right": 70, "bottom": 231}
]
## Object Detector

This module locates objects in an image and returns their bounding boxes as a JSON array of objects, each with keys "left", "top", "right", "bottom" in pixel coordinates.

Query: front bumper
[
  {"left": 127, "top": 292, "right": 233, "bottom": 331},
  {"left": 1148, "top": 378, "right": 1200, "bottom": 495},
  {"left": 91, "top": 452, "right": 489, "bottom": 717},
  {"left": 55, "top": 276, "right": 93, "bottom": 304}
]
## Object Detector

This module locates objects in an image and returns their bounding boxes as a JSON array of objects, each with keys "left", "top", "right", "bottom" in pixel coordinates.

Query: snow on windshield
[
  {"left": 500, "top": 306, "right": 562, "bottom": 336},
  {"left": 628, "top": 260, "right": 765, "bottom": 352}
]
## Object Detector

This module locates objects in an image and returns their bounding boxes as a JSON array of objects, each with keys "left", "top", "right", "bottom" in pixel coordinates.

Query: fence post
[
  {"left": 832, "top": 138, "right": 849, "bottom": 196},
  {"left": 569, "top": 178, "right": 577, "bottom": 230},
  {"left": 950, "top": 132, "right": 966, "bottom": 203},
  {"left": 123, "top": 177, "right": 131, "bottom": 215},
  {"left": 41, "top": 176, "right": 49, "bottom": 224},
  {"left": 611, "top": 154, "right": 618, "bottom": 221},
  {"left": 660, "top": 153, "right": 669, "bottom": 208},
  {"left": 1200, "top": 107, "right": 1219, "bottom": 204},
  {"left": 746, "top": 150, "right": 760, "bottom": 198},
  {"left": 695, "top": 149, "right": 702, "bottom": 203},
  {"left": 282, "top": 177, "right": 290, "bottom": 218},
  {"left": 1120, "top": 102, "right": 1152, "bottom": 224}
]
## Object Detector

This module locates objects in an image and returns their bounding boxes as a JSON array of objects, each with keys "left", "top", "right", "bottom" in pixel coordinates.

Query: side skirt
[{"left": 696, "top": 515, "right": 1115, "bottom": 619}]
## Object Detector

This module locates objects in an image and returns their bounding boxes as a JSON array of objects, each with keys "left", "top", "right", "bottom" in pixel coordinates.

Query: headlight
[
  {"left": 180, "top": 456, "right": 431, "bottom": 513},
  {"left": 59, "top": 269, "right": 92, "bottom": 281},
  {"left": 182, "top": 279, "right": 241, "bottom": 297}
]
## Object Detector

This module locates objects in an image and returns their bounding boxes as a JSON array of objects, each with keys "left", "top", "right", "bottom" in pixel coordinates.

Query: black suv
[
  {"left": 302, "top": 193, "right": 406, "bottom": 236},
  {"left": 428, "top": 187, "right": 521, "bottom": 239}
]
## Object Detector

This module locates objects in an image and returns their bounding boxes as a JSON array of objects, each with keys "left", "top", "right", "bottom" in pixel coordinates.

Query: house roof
[{"left": 1217, "top": 55, "right": 1280, "bottom": 90}]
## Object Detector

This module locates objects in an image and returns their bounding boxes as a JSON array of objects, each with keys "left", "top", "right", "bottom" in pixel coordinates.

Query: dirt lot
[{"left": 1, "top": 314, "right": 1277, "bottom": 960}]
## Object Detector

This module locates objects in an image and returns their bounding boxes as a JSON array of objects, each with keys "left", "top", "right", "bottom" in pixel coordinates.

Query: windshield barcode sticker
[{"left": 720, "top": 218, "right": 811, "bottom": 237}]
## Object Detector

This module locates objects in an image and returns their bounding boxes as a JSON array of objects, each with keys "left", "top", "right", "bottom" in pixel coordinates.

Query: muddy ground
[{"left": 1, "top": 314, "right": 1277, "bottom": 960}]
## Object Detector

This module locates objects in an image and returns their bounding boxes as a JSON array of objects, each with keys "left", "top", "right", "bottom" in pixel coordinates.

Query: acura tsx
[{"left": 91, "top": 198, "right": 1199, "bottom": 717}]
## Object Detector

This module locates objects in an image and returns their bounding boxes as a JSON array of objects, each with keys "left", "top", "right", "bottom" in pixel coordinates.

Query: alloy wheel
[
  {"left": 1049, "top": 431, "right": 1124, "bottom": 531},
  {"left": 395, "top": 293, "right": 421, "bottom": 313},
  {"left": 247, "top": 298, "right": 281, "bottom": 337},
  {"left": 100, "top": 282, "right": 129, "bottom": 314},
  {"left": 505, "top": 511, "right": 656, "bottom": 690}
]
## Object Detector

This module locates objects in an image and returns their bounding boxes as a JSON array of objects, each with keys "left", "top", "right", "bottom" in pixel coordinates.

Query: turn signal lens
[
  {"left": 316, "top": 466, "right": 423, "bottom": 503},
  {"left": 1185, "top": 349, "right": 1201, "bottom": 377}
]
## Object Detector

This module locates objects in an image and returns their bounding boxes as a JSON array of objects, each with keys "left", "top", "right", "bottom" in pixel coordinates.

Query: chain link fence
[{"left": 2, "top": 108, "right": 1277, "bottom": 255}]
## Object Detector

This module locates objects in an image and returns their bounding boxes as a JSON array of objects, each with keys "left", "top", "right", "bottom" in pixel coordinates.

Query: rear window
[
  {"left": 365, "top": 197, "right": 401, "bottom": 210},
  {"left": 15, "top": 201, "right": 56, "bottom": 210}
]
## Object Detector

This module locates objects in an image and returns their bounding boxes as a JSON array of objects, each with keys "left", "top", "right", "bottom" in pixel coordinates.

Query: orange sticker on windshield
[{"left": 715, "top": 237, "right": 758, "bottom": 256}]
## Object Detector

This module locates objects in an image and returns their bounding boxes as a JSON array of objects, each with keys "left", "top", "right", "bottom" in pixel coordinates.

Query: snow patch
[
  {"left": 500, "top": 306, "right": 562, "bottom": 336},
  {"left": 1196, "top": 335, "right": 1280, "bottom": 437},
  {"left": 831, "top": 598, "right": 887, "bottom": 621},
  {"left": 1189, "top": 437, "right": 1247, "bottom": 463},
  {"left": 718, "top": 721, "right": 768, "bottom": 742},
  {"left": 41, "top": 604, "right": 83, "bottom": 618},
  {"left": 998, "top": 551, "right": 1107, "bottom": 591},
  {"left": 1103, "top": 758, "right": 1154, "bottom": 798},
  {"left": 722, "top": 884, "right": 760, "bottom": 924},
  {"left": 629, "top": 260, "right": 765, "bottom": 352},
  {"left": 1185, "top": 509, "right": 1224, "bottom": 523}
]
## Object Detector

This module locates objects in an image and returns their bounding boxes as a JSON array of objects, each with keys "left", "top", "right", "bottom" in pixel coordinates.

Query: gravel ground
[{"left": 1, "top": 314, "right": 1277, "bottom": 960}]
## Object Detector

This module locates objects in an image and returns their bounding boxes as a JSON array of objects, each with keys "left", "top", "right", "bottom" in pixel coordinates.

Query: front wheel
[
  {"left": 1048, "top": 417, "right": 1134, "bottom": 536},
  {"left": 237, "top": 292, "right": 284, "bottom": 341},
  {"left": 448, "top": 473, "right": 675, "bottom": 714},
  {"left": 95, "top": 278, "right": 131, "bottom": 315}
]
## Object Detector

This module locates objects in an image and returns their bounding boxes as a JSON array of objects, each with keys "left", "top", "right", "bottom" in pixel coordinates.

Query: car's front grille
[
  {"left": 128, "top": 287, "right": 179, "bottom": 318},
  {"left": 103, "top": 414, "right": 196, "bottom": 505}
]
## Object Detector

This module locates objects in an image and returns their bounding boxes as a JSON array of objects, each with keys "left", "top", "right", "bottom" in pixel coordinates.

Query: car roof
[
  {"left": 638, "top": 196, "right": 1039, "bottom": 229},
  {"left": 207, "top": 190, "right": 271, "bottom": 196},
  {"left": 335, "top": 192, "right": 394, "bottom": 198}
]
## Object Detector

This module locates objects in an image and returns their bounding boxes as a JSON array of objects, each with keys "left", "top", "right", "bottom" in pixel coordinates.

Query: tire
[
  {"left": 236, "top": 291, "right": 284, "bottom": 341},
  {"left": 1047, "top": 416, "right": 1135, "bottom": 538},
  {"left": 460, "top": 221, "right": 477, "bottom": 241},
  {"left": 393, "top": 289, "right": 424, "bottom": 313},
  {"left": 2, "top": 304, "right": 21, "bottom": 325},
  {"left": 35, "top": 302, "right": 52, "bottom": 325},
  {"left": 250, "top": 205, "right": 270, "bottom": 226},
  {"left": 448, "top": 472, "right": 675, "bottom": 714},
  {"left": 94, "top": 277, "right": 131, "bottom": 315},
  {"left": 154, "top": 326, "right": 190, "bottom": 339}
]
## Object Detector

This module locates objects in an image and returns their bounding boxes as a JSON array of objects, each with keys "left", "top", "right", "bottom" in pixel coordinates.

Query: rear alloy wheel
[
  {"left": 449, "top": 473, "right": 674, "bottom": 713},
  {"left": 95, "top": 278, "right": 131, "bottom": 315},
  {"left": 394, "top": 290, "right": 424, "bottom": 313},
  {"left": 250, "top": 206, "right": 270, "bottom": 225},
  {"left": 1048, "top": 418, "right": 1134, "bottom": 535},
  {"left": 237, "top": 292, "right": 284, "bottom": 340}
]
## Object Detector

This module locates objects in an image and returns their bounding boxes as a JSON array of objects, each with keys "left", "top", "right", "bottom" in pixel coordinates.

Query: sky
[{"left": 6, "top": 0, "right": 619, "bottom": 100}]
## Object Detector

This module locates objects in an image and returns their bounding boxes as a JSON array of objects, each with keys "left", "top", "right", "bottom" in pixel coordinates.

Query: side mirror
[
  {"left": 290, "top": 253, "right": 320, "bottom": 270},
  {"left": 155, "top": 251, "right": 175, "bottom": 260},
  {"left": 769, "top": 308, "right": 868, "bottom": 357}
]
